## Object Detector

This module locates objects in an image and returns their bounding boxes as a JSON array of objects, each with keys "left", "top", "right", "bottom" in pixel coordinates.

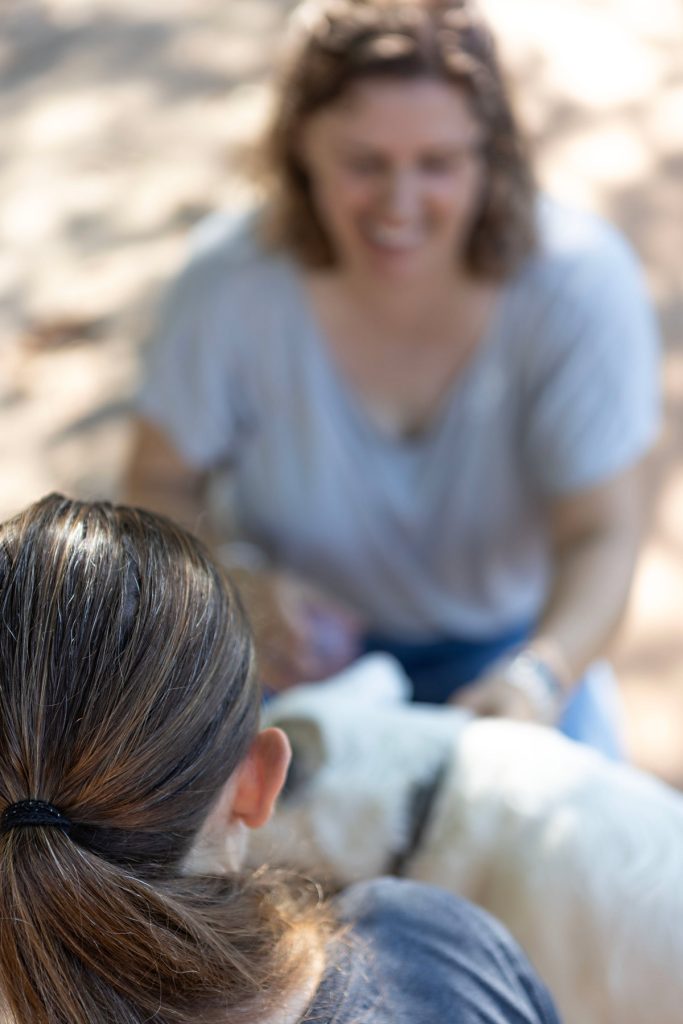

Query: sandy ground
[{"left": 1, "top": 0, "right": 682, "bottom": 780}]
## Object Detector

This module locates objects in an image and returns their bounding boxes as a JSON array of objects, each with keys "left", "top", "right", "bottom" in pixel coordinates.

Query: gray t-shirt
[
  {"left": 139, "top": 199, "right": 659, "bottom": 638},
  {"left": 307, "top": 878, "right": 561, "bottom": 1022}
]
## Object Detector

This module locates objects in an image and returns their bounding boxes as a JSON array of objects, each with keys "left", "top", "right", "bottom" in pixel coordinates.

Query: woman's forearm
[
  {"left": 530, "top": 462, "right": 649, "bottom": 690},
  {"left": 121, "top": 418, "right": 213, "bottom": 540},
  {"left": 453, "top": 464, "right": 649, "bottom": 722},
  {"left": 530, "top": 522, "right": 641, "bottom": 690}
]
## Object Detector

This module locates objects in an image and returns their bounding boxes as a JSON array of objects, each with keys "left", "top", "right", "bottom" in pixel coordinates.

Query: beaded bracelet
[{"left": 503, "top": 648, "right": 567, "bottom": 724}]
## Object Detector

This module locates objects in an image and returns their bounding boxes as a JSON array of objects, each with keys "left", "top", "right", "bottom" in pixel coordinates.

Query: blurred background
[{"left": 1, "top": 0, "right": 682, "bottom": 779}]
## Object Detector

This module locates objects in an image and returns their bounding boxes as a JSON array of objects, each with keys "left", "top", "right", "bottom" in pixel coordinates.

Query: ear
[{"left": 230, "top": 727, "right": 292, "bottom": 829}]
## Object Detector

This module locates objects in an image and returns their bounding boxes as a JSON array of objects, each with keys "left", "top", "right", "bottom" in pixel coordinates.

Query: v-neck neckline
[{"left": 290, "top": 264, "right": 508, "bottom": 452}]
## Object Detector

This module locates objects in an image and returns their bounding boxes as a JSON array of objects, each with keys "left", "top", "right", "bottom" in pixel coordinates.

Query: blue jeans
[{"left": 363, "top": 629, "right": 625, "bottom": 761}]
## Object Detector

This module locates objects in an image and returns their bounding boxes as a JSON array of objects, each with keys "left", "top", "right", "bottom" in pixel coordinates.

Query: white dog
[{"left": 249, "top": 655, "right": 683, "bottom": 1024}]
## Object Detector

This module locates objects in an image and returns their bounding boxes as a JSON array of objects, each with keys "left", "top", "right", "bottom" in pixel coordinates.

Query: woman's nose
[{"left": 378, "top": 169, "right": 420, "bottom": 221}]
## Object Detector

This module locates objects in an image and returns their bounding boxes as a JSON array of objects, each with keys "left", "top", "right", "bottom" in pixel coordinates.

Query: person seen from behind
[{"left": 0, "top": 494, "right": 561, "bottom": 1023}]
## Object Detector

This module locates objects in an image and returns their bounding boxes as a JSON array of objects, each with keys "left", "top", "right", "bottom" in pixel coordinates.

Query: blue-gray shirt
[
  {"left": 139, "top": 198, "right": 659, "bottom": 639},
  {"left": 306, "top": 878, "right": 561, "bottom": 1022}
]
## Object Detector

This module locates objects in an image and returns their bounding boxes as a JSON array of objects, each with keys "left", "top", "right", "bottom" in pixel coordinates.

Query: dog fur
[{"left": 250, "top": 655, "right": 683, "bottom": 1024}]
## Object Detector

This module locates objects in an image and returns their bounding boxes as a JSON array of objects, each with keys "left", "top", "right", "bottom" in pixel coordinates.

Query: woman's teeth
[{"left": 365, "top": 225, "right": 422, "bottom": 250}]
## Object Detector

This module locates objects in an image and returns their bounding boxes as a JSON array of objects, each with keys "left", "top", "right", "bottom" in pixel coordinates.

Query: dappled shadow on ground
[{"left": 1, "top": 0, "right": 682, "bottom": 777}]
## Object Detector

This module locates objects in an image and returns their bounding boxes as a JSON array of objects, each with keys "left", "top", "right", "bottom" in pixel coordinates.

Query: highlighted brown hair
[
  {"left": 260, "top": 0, "right": 536, "bottom": 278},
  {"left": 0, "top": 494, "right": 326, "bottom": 1024}
]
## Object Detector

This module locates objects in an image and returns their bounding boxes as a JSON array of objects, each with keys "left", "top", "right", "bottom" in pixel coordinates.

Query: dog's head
[{"left": 248, "top": 655, "right": 469, "bottom": 883}]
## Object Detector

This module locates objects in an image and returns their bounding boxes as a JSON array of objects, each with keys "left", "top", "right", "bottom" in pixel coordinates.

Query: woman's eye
[
  {"left": 420, "top": 155, "right": 461, "bottom": 174},
  {"left": 344, "top": 156, "right": 384, "bottom": 175}
]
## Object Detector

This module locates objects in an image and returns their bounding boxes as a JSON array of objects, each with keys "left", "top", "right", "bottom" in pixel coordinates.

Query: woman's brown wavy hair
[
  {"left": 0, "top": 494, "right": 327, "bottom": 1024},
  {"left": 259, "top": 0, "right": 536, "bottom": 279}
]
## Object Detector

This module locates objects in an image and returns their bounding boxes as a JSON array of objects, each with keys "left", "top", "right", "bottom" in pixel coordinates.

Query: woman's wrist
[
  {"left": 527, "top": 636, "right": 574, "bottom": 691},
  {"left": 501, "top": 646, "right": 569, "bottom": 724}
]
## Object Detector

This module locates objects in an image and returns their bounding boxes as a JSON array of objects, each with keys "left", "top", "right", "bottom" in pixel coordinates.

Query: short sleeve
[
  {"left": 137, "top": 213, "right": 258, "bottom": 470},
  {"left": 521, "top": 218, "right": 660, "bottom": 497}
]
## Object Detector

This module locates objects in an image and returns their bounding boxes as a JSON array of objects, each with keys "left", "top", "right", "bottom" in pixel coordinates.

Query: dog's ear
[
  {"left": 275, "top": 718, "right": 327, "bottom": 798},
  {"left": 321, "top": 653, "right": 412, "bottom": 705}
]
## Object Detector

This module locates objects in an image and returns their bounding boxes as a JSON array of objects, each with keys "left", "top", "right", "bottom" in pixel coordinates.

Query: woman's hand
[
  {"left": 449, "top": 648, "right": 568, "bottom": 725},
  {"left": 232, "top": 568, "right": 363, "bottom": 691},
  {"left": 450, "top": 671, "right": 541, "bottom": 722},
  {"left": 124, "top": 422, "right": 363, "bottom": 690}
]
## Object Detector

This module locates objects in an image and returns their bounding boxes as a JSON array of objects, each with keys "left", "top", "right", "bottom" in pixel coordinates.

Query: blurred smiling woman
[
  {"left": 126, "top": 0, "right": 659, "bottom": 755},
  {"left": 0, "top": 494, "right": 560, "bottom": 1023}
]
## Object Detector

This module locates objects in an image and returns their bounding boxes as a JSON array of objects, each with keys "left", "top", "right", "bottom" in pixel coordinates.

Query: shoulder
[
  {"left": 171, "top": 205, "right": 297, "bottom": 303},
  {"left": 335, "top": 875, "right": 480, "bottom": 930},
  {"left": 335, "top": 877, "right": 517, "bottom": 954},
  {"left": 330, "top": 878, "right": 560, "bottom": 1023},
  {"left": 504, "top": 195, "right": 657, "bottom": 376},
  {"left": 518, "top": 195, "right": 645, "bottom": 300},
  {"left": 187, "top": 206, "right": 263, "bottom": 263},
  {"left": 536, "top": 194, "right": 632, "bottom": 260},
  {"left": 510, "top": 199, "right": 659, "bottom": 492}
]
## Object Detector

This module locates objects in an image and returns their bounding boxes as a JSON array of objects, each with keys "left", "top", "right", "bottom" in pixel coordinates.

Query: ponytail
[
  {"left": 0, "top": 495, "right": 329, "bottom": 1023},
  {"left": 0, "top": 826, "right": 323, "bottom": 1024}
]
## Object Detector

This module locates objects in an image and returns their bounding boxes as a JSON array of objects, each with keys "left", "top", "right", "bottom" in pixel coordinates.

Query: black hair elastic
[{"left": 0, "top": 799, "right": 72, "bottom": 834}]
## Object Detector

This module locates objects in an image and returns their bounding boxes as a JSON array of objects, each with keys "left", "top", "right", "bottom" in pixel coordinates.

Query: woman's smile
[
  {"left": 298, "top": 77, "right": 485, "bottom": 280},
  {"left": 361, "top": 219, "right": 426, "bottom": 254}
]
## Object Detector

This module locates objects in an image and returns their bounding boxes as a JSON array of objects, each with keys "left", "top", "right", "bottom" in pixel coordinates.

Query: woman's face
[{"left": 298, "top": 76, "right": 486, "bottom": 282}]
